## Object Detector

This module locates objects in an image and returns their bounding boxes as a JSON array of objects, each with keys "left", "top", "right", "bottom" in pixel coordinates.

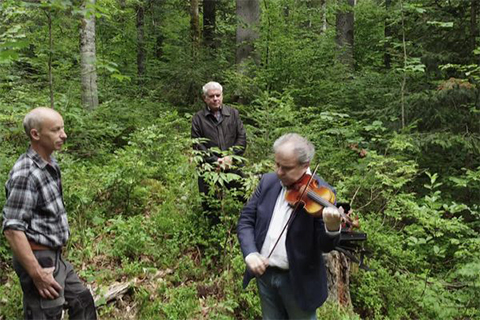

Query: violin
[
  {"left": 285, "top": 173, "right": 336, "bottom": 217},
  {"left": 267, "top": 166, "right": 359, "bottom": 259},
  {"left": 285, "top": 173, "right": 359, "bottom": 228}
]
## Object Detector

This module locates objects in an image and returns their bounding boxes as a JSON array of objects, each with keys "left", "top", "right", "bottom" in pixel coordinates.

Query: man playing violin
[{"left": 237, "top": 133, "right": 342, "bottom": 319}]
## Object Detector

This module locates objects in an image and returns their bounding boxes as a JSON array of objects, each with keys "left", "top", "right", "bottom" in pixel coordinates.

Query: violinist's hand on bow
[
  {"left": 323, "top": 206, "right": 343, "bottom": 232},
  {"left": 338, "top": 205, "right": 360, "bottom": 229},
  {"left": 245, "top": 252, "right": 269, "bottom": 276}
]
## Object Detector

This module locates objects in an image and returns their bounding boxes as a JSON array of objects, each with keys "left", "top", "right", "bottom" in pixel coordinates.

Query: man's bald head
[{"left": 23, "top": 107, "right": 61, "bottom": 140}]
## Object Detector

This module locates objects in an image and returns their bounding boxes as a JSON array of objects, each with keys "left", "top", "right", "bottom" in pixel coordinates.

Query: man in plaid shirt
[{"left": 2, "top": 107, "right": 97, "bottom": 319}]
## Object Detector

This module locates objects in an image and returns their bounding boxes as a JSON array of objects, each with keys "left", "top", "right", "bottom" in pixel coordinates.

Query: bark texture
[
  {"left": 471, "top": 0, "right": 478, "bottom": 54},
  {"left": 325, "top": 251, "right": 352, "bottom": 307},
  {"left": 137, "top": 3, "right": 145, "bottom": 85},
  {"left": 80, "top": 0, "right": 99, "bottom": 110},
  {"left": 236, "top": 0, "right": 260, "bottom": 67},
  {"left": 335, "top": 0, "right": 355, "bottom": 68},
  {"left": 385, "top": 0, "right": 391, "bottom": 68},
  {"left": 190, "top": 0, "right": 200, "bottom": 52},
  {"left": 203, "top": 0, "right": 216, "bottom": 48}
]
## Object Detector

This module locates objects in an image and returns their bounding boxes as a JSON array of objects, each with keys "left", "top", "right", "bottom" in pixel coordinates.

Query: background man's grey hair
[
  {"left": 273, "top": 133, "right": 315, "bottom": 165},
  {"left": 23, "top": 109, "right": 45, "bottom": 139},
  {"left": 202, "top": 81, "right": 223, "bottom": 96}
]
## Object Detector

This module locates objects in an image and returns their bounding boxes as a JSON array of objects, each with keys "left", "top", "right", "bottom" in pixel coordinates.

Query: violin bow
[{"left": 266, "top": 164, "right": 320, "bottom": 259}]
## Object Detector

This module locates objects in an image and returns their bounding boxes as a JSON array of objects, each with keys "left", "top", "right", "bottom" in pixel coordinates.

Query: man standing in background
[
  {"left": 191, "top": 81, "right": 247, "bottom": 223},
  {"left": 2, "top": 107, "right": 97, "bottom": 320}
]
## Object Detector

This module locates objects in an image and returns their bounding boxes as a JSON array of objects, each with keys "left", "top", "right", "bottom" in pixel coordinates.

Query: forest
[{"left": 0, "top": 0, "right": 479, "bottom": 319}]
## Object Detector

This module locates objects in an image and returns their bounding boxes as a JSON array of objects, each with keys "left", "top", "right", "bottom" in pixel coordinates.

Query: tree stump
[{"left": 325, "top": 251, "right": 352, "bottom": 307}]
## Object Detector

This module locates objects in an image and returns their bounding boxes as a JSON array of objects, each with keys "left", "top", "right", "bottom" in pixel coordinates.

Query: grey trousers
[{"left": 13, "top": 249, "right": 97, "bottom": 320}]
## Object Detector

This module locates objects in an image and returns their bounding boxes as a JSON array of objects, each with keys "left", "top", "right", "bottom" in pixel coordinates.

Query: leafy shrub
[
  {"left": 158, "top": 285, "right": 201, "bottom": 319},
  {"left": 108, "top": 215, "right": 154, "bottom": 260}
]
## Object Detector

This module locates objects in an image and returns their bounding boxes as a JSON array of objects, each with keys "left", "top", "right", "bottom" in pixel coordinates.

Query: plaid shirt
[{"left": 2, "top": 147, "right": 69, "bottom": 248}]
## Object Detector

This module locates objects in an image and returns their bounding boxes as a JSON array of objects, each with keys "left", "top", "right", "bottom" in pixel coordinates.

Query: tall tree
[
  {"left": 384, "top": 0, "right": 391, "bottom": 68},
  {"left": 46, "top": 7, "right": 54, "bottom": 108},
  {"left": 322, "top": 0, "right": 327, "bottom": 32},
  {"left": 190, "top": 0, "right": 200, "bottom": 54},
  {"left": 151, "top": 0, "right": 164, "bottom": 59},
  {"left": 335, "top": 0, "right": 355, "bottom": 68},
  {"left": 327, "top": 0, "right": 357, "bottom": 308},
  {"left": 235, "top": 0, "right": 260, "bottom": 68},
  {"left": 137, "top": 2, "right": 146, "bottom": 86},
  {"left": 80, "top": 0, "right": 99, "bottom": 110},
  {"left": 400, "top": 0, "right": 407, "bottom": 129},
  {"left": 203, "top": 0, "right": 216, "bottom": 48},
  {"left": 471, "top": 0, "right": 478, "bottom": 55}
]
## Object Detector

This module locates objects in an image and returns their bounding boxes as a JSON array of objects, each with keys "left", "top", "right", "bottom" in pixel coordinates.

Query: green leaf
[{"left": 426, "top": 21, "right": 453, "bottom": 28}]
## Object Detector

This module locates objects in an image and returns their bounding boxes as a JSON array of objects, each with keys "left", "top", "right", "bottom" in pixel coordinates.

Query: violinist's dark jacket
[{"left": 237, "top": 172, "right": 341, "bottom": 312}]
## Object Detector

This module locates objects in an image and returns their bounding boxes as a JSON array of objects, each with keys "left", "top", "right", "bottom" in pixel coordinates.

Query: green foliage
[
  {"left": 1, "top": 0, "right": 480, "bottom": 318},
  {"left": 348, "top": 155, "right": 479, "bottom": 319},
  {"left": 0, "top": 272, "right": 22, "bottom": 319},
  {"left": 108, "top": 215, "right": 154, "bottom": 260},
  {"left": 240, "top": 91, "right": 298, "bottom": 162},
  {"left": 158, "top": 285, "right": 200, "bottom": 318},
  {"left": 0, "top": 1, "right": 29, "bottom": 65},
  {"left": 354, "top": 0, "right": 388, "bottom": 70}
]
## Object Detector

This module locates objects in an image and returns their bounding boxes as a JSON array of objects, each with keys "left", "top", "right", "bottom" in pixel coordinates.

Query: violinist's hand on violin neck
[
  {"left": 323, "top": 207, "right": 343, "bottom": 232},
  {"left": 245, "top": 252, "right": 269, "bottom": 276}
]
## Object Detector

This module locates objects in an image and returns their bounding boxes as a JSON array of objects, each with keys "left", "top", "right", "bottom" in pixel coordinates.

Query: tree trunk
[
  {"left": 80, "top": 0, "right": 99, "bottom": 110},
  {"left": 330, "top": 0, "right": 356, "bottom": 306},
  {"left": 384, "top": 0, "right": 391, "bottom": 68},
  {"left": 400, "top": 0, "right": 407, "bottom": 129},
  {"left": 137, "top": 3, "right": 145, "bottom": 86},
  {"left": 471, "top": 0, "right": 478, "bottom": 55},
  {"left": 235, "top": 0, "right": 260, "bottom": 68},
  {"left": 203, "top": 0, "right": 216, "bottom": 48},
  {"left": 190, "top": 0, "right": 200, "bottom": 54},
  {"left": 321, "top": 0, "right": 327, "bottom": 33},
  {"left": 335, "top": 0, "right": 355, "bottom": 69},
  {"left": 47, "top": 9, "right": 54, "bottom": 108},
  {"left": 325, "top": 251, "right": 352, "bottom": 307},
  {"left": 151, "top": 0, "right": 164, "bottom": 60}
]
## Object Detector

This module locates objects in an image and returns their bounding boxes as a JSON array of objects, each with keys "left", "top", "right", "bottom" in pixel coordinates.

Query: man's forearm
[
  {"left": 4, "top": 229, "right": 42, "bottom": 279},
  {"left": 5, "top": 229, "right": 62, "bottom": 299}
]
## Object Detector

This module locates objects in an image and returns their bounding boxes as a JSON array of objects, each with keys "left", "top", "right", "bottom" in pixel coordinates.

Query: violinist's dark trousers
[
  {"left": 13, "top": 249, "right": 97, "bottom": 320},
  {"left": 257, "top": 267, "right": 317, "bottom": 320}
]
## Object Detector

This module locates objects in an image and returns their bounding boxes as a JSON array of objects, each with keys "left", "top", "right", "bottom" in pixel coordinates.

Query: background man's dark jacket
[{"left": 191, "top": 105, "right": 246, "bottom": 164}]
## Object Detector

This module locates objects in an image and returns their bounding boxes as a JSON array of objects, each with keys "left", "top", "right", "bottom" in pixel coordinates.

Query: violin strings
[{"left": 266, "top": 164, "right": 320, "bottom": 259}]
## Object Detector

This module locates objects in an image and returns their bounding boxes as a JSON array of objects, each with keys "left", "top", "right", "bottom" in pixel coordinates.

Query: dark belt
[
  {"left": 28, "top": 240, "right": 55, "bottom": 251},
  {"left": 269, "top": 266, "right": 289, "bottom": 273}
]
